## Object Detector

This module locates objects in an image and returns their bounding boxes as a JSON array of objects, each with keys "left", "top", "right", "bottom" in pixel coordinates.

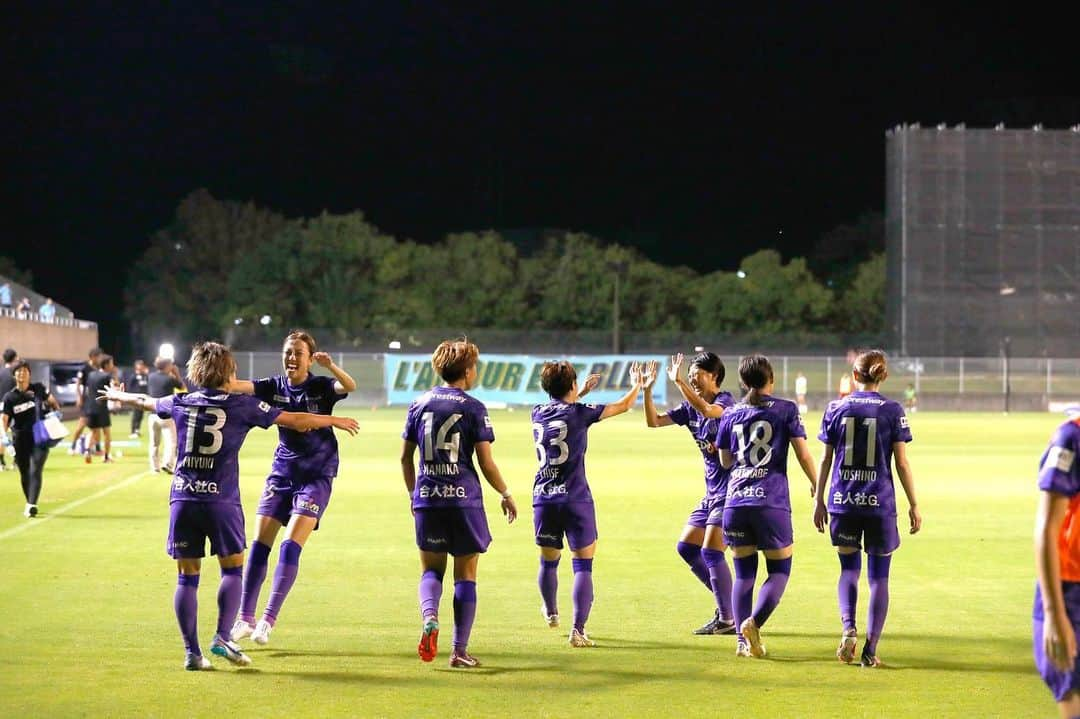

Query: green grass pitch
[{"left": 0, "top": 409, "right": 1058, "bottom": 717}]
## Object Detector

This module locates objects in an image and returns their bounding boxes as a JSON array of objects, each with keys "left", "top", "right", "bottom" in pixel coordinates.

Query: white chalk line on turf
[{"left": 0, "top": 469, "right": 155, "bottom": 542}]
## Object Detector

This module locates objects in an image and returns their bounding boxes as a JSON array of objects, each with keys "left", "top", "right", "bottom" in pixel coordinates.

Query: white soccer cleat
[
  {"left": 568, "top": 628, "right": 596, "bottom": 648},
  {"left": 184, "top": 653, "right": 213, "bottom": 671},
  {"left": 739, "top": 617, "right": 767, "bottom": 657},
  {"left": 230, "top": 619, "right": 254, "bottom": 642},
  {"left": 251, "top": 619, "right": 273, "bottom": 646},
  {"left": 23, "top": 504, "right": 38, "bottom": 518},
  {"left": 735, "top": 638, "right": 753, "bottom": 657},
  {"left": 837, "top": 629, "right": 858, "bottom": 664},
  {"left": 542, "top": 606, "right": 559, "bottom": 628},
  {"left": 210, "top": 635, "right": 252, "bottom": 666}
]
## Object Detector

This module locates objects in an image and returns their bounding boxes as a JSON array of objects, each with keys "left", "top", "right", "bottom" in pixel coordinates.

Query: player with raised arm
[
  {"left": 717, "top": 355, "right": 817, "bottom": 658},
  {"left": 101, "top": 341, "right": 358, "bottom": 671},
  {"left": 641, "top": 352, "right": 736, "bottom": 635},
  {"left": 532, "top": 360, "right": 643, "bottom": 647},
  {"left": 1033, "top": 412, "right": 1080, "bottom": 717},
  {"left": 401, "top": 339, "right": 517, "bottom": 669},
  {"left": 814, "top": 349, "right": 920, "bottom": 667},
  {"left": 228, "top": 330, "right": 358, "bottom": 647}
]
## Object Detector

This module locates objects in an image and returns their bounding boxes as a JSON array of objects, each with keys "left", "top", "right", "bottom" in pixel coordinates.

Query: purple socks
[
  {"left": 732, "top": 554, "right": 758, "bottom": 638},
  {"left": 539, "top": 558, "right": 560, "bottom": 616},
  {"left": 676, "top": 541, "right": 712, "bottom": 589},
  {"left": 216, "top": 566, "right": 242, "bottom": 638},
  {"left": 263, "top": 539, "right": 302, "bottom": 623},
  {"left": 752, "top": 557, "right": 791, "bottom": 627},
  {"left": 239, "top": 540, "right": 271, "bottom": 624},
  {"left": 838, "top": 552, "right": 862, "bottom": 631},
  {"left": 419, "top": 568, "right": 444, "bottom": 619},
  {"left": 174, "top": 573, "right": 200, "bottom": 655},
  {"left": 452, "top": 580, "right": 477, "bottom": 652},
  {"left": 701, "top": 548, "right": 734, "bottom": 622},
  {"left": 866, "top": 554, "right": 892, "bottom": 655},
  {"left": 571, "top": 558, "right": 594, "bottom": 633}
]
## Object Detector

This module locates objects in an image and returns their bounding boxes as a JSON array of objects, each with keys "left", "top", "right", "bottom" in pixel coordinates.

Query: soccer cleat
[
  {"left": 735, "top": 638, "right": 753, "bottom": 657},
  {"left": 837, "top": 629, "right": 858, "bottom": 664},
  {"left": 542, "top": 606, "right": 560, "bottom": 628},
  {"left": 860, "top": 648, "right": 883, "bottom": 668},
  {"left": 230, "top": 619, "right": 254, "bottom": 642},
  {"left": 568, "top": 628, "right": 596, "bottom": 648},
  {"left": 714, "top": 618, "right": 737, "bottom": 635},
  {"left": 24, "top": 504, "right": 38, "bottom": 518},
  {"left": 739, "top": 617, "right": 767, "bottom": 657},
  {"left": 84, "top": 454, "right": 92, "bottom": 464},
  {"left": 448, "top": 650, "right": 481, "bottom": 668},
  {"left": 102, "top": 457, "right": 115, "bottom": 464},
  {"left": 184, "top": 653, "right": 213, "bottom": 671},
  {"left": 163, "top": 463, "right": 175, "bottom": 474},
  {"left": 251, "top": 619, "right": 273, "bottom": 646},
  {"left": 693, "top": 609, "right": 737, "bottom": 635},
  {"left": 417, "top": 617, "right": 439, "bottom": 662},
  {"left": 210, "top": 635, "right": 252, "bottom": 666}
]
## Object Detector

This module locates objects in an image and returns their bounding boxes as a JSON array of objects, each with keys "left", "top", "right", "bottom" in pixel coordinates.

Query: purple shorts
[
  {"left": 686, "top": 495, "right": 725, "bottom": 529},
  {"left": 722, "top": 506, "right": 793, "bottom": 550},
  {"left": 534, "top": 502, "right": 599, "bottom": 551},
  {"left": 167, "top": 501, "right": 246, "bottom": 559},
  {"left": 1033, "top": 583, "right": 1080, "bottom": 701},
  {"left": 256, "top": 473, "right": 333, "bottom": 527},
  {"left": 414, "top": 507, "right": 491, "bottom": 556},
  {"left": 829, "top": 513, "right": 900, "bottom": 555}
]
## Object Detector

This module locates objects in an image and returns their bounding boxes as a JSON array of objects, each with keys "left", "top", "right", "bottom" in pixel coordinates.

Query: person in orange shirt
[{"left": 1034, "top": 416, "right": 1080, "bottom": 717}]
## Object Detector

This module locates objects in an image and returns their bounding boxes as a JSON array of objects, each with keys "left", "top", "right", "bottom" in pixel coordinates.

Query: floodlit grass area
[{"left": 0, "top": 409, "right": 1059, "bottom": 717}]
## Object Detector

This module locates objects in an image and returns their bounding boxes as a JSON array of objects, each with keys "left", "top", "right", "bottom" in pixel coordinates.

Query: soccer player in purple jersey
[
  {"left": 532, "top": 360, "right": 644, "bottom": 647},
  {"left": 1034, "top": 414, "right": 1080, "bottom": 718},
  {"left": 641, "top": 352, "right": 736, "bottom": 635},
  {"left": 716, "top": 355, "right": 817, "bottom": 658},
  {"left": 814, "top": 349, "right": 921, "bottom": 668},
  {"left": 227, "top": 330, "right": 358, "bottom": 647},
  {"left": 401, "top": 339, "right": 517, "bottom": 669},
  {"left": 101, "top": 341, "right": 359, "bottom": 671}
]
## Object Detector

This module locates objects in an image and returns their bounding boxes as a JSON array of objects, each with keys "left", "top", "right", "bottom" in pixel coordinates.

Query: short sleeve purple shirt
[
  {"left": 253, "top": 374, "right": 345, "bottom": 478},
  {"left": 403, "top": 387, "right": 494, "bottom": 510},
  {"left": 1039, "top": 420, "right": 1080, "bottom": 497},
  {"left": 531, "top": 400, "right": 606, "bottom": 505},
  {"left": 818, "top": 391, "right": 912, "bottom": 516},
  {"left": 716, "top": 396, "right": 806, "bottom": 510},
  {"left": 668, "top": 391, "right": 734, "bottom": 501},
  {"left": 157, "top": 391, "right": 282, "bottom": 504}
]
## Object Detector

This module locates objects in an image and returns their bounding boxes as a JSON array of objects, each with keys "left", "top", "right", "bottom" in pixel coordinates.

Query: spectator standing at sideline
[
  {"left": 38, "top": 298, "right": 56, "bottom": 323},
  {"left": 0, "top": 348, "right": 17, "bottom": 472},
  {"left": 0, "top": 283, "right": 11, "bottom": 311},
  {"left": 795, "top": 372, "right": 808, "bottom": 415},
  {"left": 68, "top": 347, "right": 103, "bottom": 455},
  {"left": 84, "top": 355, "right": 117, "bottom": 463},
  {"left": 125, "top": 360, "right": 150, "bottom": 438},
  {"left": 16, "top": 297, "right": 32, "bottom": 319},
  {"left": 147, "top": 356, "right": 185, "bottom": 473}
]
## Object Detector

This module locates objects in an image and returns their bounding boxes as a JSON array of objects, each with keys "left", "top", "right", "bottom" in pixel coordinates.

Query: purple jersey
[
  {"left": 253, "top": 374, "right": 346, "bottom": 478},
  {"left": 157, "top": 391, "right": 282, "bottom": 504},
  {"left": 818, "top": 391, "right": 913, "bottom": 517},
  {"left": 668, "top": 391, "right": 734, "bottom": 501},
  {"left": 403, "top": 387, "right": 494, "bottom": 510},
  {"left": 716, "top": 396, "right": 806, "bottom": 510},
  {"left": 531, "top": 400, "right": 606, "bottom": 505}
]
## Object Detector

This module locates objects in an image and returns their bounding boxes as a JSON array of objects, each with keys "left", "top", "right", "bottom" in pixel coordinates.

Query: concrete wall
[{"left": 0, "top": 315, "right": 99, "bottom": 361}]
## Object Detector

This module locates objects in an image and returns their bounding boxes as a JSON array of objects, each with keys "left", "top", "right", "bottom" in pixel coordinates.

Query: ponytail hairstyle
[
  {"left": 689, "top": 351, "right": 725, "bottom": 387},
  {"left": 540, "top": 361, "right": 577, "bottom": 399},
  {"left": 738, "top": 354, "right": 774, "bottom": 406},
  {"left": 853, "top": 349, "right": 889, "bottom": 385}
]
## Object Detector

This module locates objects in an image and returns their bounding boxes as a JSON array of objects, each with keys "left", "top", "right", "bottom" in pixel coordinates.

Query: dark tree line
[{"left": 123, "top": 190, "right": 885, "bottom": 349}]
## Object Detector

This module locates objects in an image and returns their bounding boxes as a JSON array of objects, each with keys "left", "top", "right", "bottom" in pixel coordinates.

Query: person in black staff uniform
[
  {"left": 124, "top": 359, "right": 150, "bottom": 438},
  {"left": 1, "top": 361, "right": 61, "bottom": 517},
  {"left": 84, "top": 354, "right": 117, "bottom": 464},
  {"left": 0, "top": 348, "right": 18, "bottom": 472},
  {"left": 147, "top": 356, "right": 185, "bottom": 473},
  {"left": 68, "top": 347, "right": 103, "bottom": 455}
]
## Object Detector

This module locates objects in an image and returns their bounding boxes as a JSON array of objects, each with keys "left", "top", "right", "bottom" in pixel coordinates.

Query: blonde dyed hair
[
  {"left": 186, "top": 341, "right": 236, "bottom": 389},
  {"left": 431, "top": 339, "right": 479, "bottom": 383}
]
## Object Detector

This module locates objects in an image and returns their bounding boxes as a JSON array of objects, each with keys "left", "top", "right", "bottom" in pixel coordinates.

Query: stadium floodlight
[
  {"left": 736, "top": 270, "right": 747, "bottom": 279},
  {"left": 1000, "top": 285, "right": 1016, "bottom": 296},
  {"left": 388, "top": 340, "right": 402, "bottom": 350},
  {"left": 259, "top": 314, "right": 272, "bottom": 326},
  {"left": 233, "top": 317, "right": 243, "bottom": 325},
  {"left": 159, "top": 343, "right": 175, "bottom": 361},
  {"left": 694, "top": 345, "right": 705, "bottom": 352}
]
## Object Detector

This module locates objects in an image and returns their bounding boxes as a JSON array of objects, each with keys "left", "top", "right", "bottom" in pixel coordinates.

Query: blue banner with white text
[{"left": 384, "top": 354, "right": 667, "bottom": 406}]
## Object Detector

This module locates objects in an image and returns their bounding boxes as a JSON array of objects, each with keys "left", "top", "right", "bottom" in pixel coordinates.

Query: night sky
[{"left": 5, "top": 2, "right": 1076, "bottom": 352}]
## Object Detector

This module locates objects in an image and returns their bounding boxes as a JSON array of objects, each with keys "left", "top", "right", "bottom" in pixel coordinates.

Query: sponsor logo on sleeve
[
  {"left": 899, "top": 416, "right": 910, "bottom": 429},
  {"left": 1046, "top": 446, "right": 1075, "bottom": 473},
  {"left": 258, "top": 401, "right": 272, "bottom": 412},
  {"left": 483, "top": 415, "right": 492, "bottom": 428}
]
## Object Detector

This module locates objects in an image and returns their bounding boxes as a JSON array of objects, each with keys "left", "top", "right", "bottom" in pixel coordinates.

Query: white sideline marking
[{"left": 0, "top": 470, "right": 155, "bottom": 541}]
